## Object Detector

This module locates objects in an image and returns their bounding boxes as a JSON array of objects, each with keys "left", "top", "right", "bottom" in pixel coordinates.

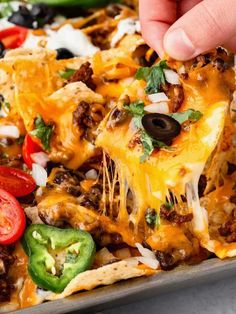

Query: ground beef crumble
[
  {"left": 160, "top": 204, "right": 193, "bottom": 224},
  {"left": 155, "top": 250, "right": 177, "bottom": 271},
  {"left": 0, "top": 246, "right": 15, "bottom": 303},
  {"left": 67, "top": 62, "right": 96, "bottom": 90},
  {"left": 73, "top": 101, "right": 94, "bottom": 130},
  {"left": 218, "top": 208, "right": 236, "bottom": 242}
]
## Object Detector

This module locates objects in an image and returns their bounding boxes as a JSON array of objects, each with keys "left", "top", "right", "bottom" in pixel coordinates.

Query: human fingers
[
  {"left": 224, "top": 36, "right": 236, "bottom": 54},
  {"left": 139, "top": 0, "right": 177, "bottom": 57},
  {"left": 163, "top": 0, "right": 236, "bottom": 60},
  {"left": 178, "top": 0, "right": 202, "bottom": 17}
]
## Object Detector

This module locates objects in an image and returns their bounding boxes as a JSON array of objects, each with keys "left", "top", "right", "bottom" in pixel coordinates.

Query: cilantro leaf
[
  {"left": 135, "top": 67, "right": 150, "bottom": 81},
  {"left": 135, "top": 61, "right": 168, "bottom": 94},
  {"left": 170, "top": 109, "right": 203, "bottom": 124},
  {"left": 124, "top": 101, "right": 145, "bottom": 129},
  {"left": 140, "top": 131, "right": 167, "bottom": 163},
  {"left": 30, "top": 115, "right": 53, "bottom": 151},
  {"left": 123, "top": 100, "right": 145, "bottom": 116},
  {"left": 133, "top": 116, "right": 143, "bottom": 129},
  {"left": 164, "top": 202, "right": 174, "bottom": 210},
  {"left": 17, "top": 135, "right": 25, "bottom": 145},
  {"left": 4, "top": 102, "right": 10, "bottom": 110},
  {"left": 124, "top": 100, "right": 169, "bottom": 162},
  {"left": 140, "top": 131, "right": 154, "bottom": 163},
  {"left": 59, "top": 68, "right": 76, "bottom": 79},
  {"left": 145, "top": 208, "right": 160, "bottom": 229}
]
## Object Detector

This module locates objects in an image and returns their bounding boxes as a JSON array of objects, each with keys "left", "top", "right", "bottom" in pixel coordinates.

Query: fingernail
[{"left": 164, "top": 28, "right": 196, "bottom": 60}]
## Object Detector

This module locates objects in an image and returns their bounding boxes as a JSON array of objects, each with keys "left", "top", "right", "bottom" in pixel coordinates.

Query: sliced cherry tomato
[
  {"left": 23, "top": 134, "right": 42, "bottom": 169},
  {"left": 0, "top": 166, "right": 36, "bottom": 197},
  {"left": 0, "top": 188, "right": 26, "bottom": 245},
  {"left": 0, "top": 26, "right": 28, "bottom": 49}
]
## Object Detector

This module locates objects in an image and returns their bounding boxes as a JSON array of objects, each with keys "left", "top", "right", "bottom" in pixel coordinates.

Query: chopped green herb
[
  {"left": 133, "top": 116, "right": 142, "bottom": 129},
  {"left": 140, "top": 131, "right": 154, "bottom": 163},
  {"left": 145, "top": 208, "right": 160, "bottom": 229},
  {"left": 124, "top": 100, "right": 169, "bottom": 162},
  {"left": 170, "top": 109, "right": 203, "bottom": 124},
  {"left": 17, "top": 135, "right": 25, "bottom": 145},
  {"left": 232, "top": 109, "right": 236, "bottom": 113},
  {"left": 164, "top": 202, "right": 174, "bottom": 210},
  {"left": 123, "top": 100, "right": 145, "bottom": 116},
  {"left": 233, "top": 183, "right": 236, "bottom": 190},
  {"left": 140, "top": 131, "right": 167, "bottom": 163},
  {"left": 124, "top": 101, "right": 145, "bottom": 129},
  {"left": 59, "top": 68, "right": 76, "bottom": 79},
  {"left": 30, "top": 115, "right": 53, "bottom": 151},
  {"left": 135, "top": 61, "right": 168, "bottom": 94},
  {"left": 4, "top": 102, "right": 11, "bottom": 111}
]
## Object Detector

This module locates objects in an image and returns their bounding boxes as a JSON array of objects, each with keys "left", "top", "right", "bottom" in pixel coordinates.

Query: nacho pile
[{"left": 0, "top": 1, "right": 235, "bottom": 312}]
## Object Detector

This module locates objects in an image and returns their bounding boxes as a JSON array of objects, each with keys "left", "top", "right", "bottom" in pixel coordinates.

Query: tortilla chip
[{"left": 46, "top": 260, "right": 154, "bottom": 301}]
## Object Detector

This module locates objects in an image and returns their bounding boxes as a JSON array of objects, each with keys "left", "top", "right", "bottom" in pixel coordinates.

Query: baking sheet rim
[{"left": 11, "top": 257, "right": 236, "bottom": 314}]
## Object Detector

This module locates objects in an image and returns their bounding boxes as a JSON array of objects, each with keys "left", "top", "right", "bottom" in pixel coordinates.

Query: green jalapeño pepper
[
  {"left": 29, "top": 0, "right": 119, "bottom": 9},
  {"left": 23, "top": 224, "right": 96, "bottom": 293}
]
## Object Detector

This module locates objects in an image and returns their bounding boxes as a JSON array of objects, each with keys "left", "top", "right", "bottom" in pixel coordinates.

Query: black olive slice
[
  {"left": 56, "top": 48, "right": 74, "bottom": 60},
  {"left": 0, "top": 42, "right": 5, "bottom": 59},
  {"left": 8, "top": 6, "right": 35, "bottom": 29},
  {"left": 31, "top": 4, "right": 55, "bottom": 25},
  {"left": 141, "top": 113, "right": 181, "bottom": 142},
  {"left": 8, "top": 4, "right": 55, "bottom": 29}
]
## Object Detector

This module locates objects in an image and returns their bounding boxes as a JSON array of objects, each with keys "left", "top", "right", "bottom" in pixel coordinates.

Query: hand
[{"left": 139, "top": 0, "right": 236, "bottom": 60}]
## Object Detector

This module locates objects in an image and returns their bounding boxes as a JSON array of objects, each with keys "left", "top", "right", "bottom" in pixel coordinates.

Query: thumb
[{"left": 163, "top": 0, "right": 236, "bottom": 60}]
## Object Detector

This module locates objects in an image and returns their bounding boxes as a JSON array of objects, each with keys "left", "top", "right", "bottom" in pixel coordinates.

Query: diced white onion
[
  {"left": 31, "top": 152, "right": 49, "bottom": 168},
  {"left": 32, "top": 163, "right": 48, "bottom": 187},
  {"left": 36, "top": 187, "right": 43, "bottom": 197},
  {"left": 164, "top": 69, "right": 180, "bottom": 85},
  {"left": 0, "top": 105, "right": 9, "bottom": 118},
  {"left": 147, "top": 92, "right": 169, "bottom": 103},
  {"left": 85, "top": 169, "right": 98, "bottom": 180},
  {"left": 135, "top": 243, "right": 156, "bottom": 259},
  {"left": 197, "top": 73, "right": 203, "bottom": 81},
  {"left": 178, "top": 65, "right": 186, "bottom": 75},
  {"left": 0, "top": 125, "right": 20, "bottom": 138},
  {"left": 136, "top": 256, "right": 159, "bottom": 270},
  {"left": 145, "top": 102, "right": 169, "bottom": 114}
]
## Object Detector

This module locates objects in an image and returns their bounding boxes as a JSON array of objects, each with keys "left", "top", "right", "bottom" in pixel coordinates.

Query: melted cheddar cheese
[
  {"left": 97, "top": 62, "right": 233, "bottom": 242},
  {"left": 0, "top": 16, "right": 235, "bottom": 309}
]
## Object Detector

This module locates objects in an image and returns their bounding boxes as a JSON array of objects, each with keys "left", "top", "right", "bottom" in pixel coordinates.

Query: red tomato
[
  {"left": 0, "top": 188, "right": 26, "bottom": 245},
  {"left": 0, "top": 166, "right": 36, "bottom": 197},
  {"left": 0, "top": 26, "right": 28, "bottom": 49},
  {"left": 23, "top": 134, "right": 42, "bottom": 169}
]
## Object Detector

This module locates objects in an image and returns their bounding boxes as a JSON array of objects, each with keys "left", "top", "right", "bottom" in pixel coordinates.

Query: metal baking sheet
[{"left": 12, "top": 257, "right": 236, "bottom": 314}]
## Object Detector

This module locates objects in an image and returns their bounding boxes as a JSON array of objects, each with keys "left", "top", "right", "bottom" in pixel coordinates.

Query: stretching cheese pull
[{"left": 96, "top": 52, "right": 235, "bottom": 255}]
